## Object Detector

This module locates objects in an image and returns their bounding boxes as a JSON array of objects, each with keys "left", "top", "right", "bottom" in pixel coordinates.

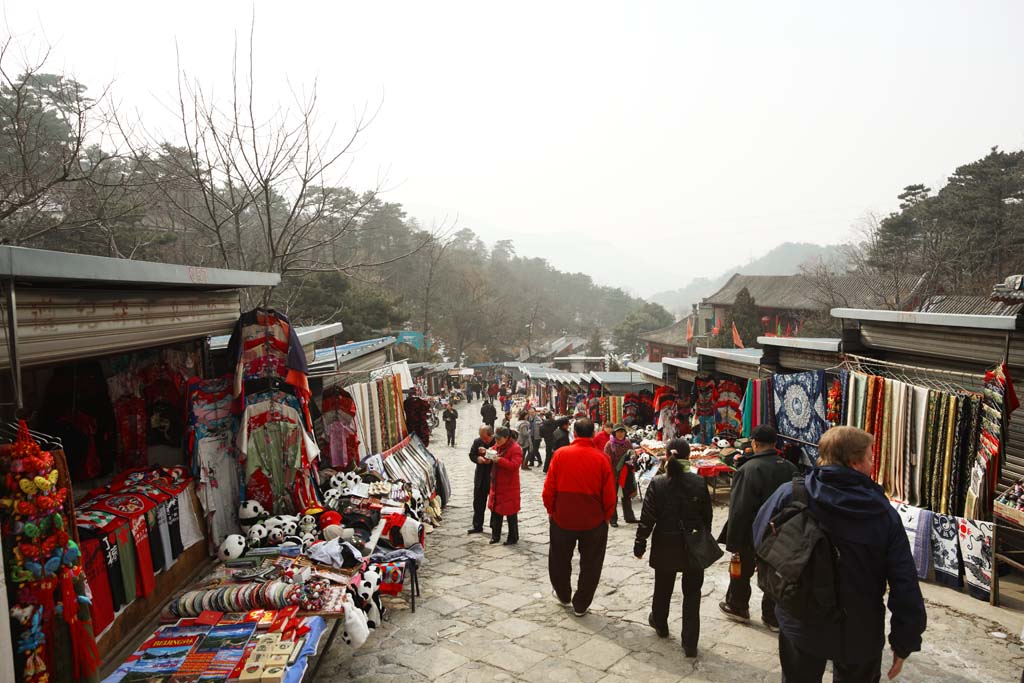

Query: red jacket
[
  {"left": 592, "top": 430, "right": 611, "bottom": 454},
  {"left": 542, "top": 436, "right": 616, "bottom": 530},
  {"left": 489, "top": 439, "right": 522, "bottom": 515}
]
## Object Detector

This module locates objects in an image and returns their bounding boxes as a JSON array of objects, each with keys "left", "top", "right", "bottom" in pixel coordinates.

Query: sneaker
[
  {"left": 573, "top": 607, "right": 589, "bottom": 618},
  {"left": 762, "top": 618, "right": 780, "bottom": 633},
  {"left": 609, "top": 520, "right": 619, "bottom": 528},
  {"left": 718, "top": 601, "right": 750, "bottom": 623},
  {"left": 551, "top": 590, "right": 571, "bottom": 607},
  {"left": 647, "top": 612, "right": 669, "bottom": 638}
]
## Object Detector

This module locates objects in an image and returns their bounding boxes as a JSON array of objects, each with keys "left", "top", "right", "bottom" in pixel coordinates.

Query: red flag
[
  {"left": 685, "top": 317, "right": 693, "bottom": 343},
  {"left": 785, "top": 322, "right": 792, "bottom": 337},
  {"left": 732, "top": 322, "right": 744, "bottom": 349}
]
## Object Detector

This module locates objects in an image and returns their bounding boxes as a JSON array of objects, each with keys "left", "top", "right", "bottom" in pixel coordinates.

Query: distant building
[
  {"left": 697, "top": 273, "right": 924, "bottom": 339},
  {"left": 517, "top": 335, "right": 588, "bottom": 363},
  {"left": 637, "top": 316, "right": 692, "bottom": 362},
  {"left": 553, "top": 355, "right": 606, "bottom": 373}
]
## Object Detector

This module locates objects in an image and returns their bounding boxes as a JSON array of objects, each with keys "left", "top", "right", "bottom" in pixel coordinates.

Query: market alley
[{"left": 316, "top": 402, "right": 1024, "bottom": 683}]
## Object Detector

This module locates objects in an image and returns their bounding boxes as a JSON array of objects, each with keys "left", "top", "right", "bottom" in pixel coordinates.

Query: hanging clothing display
[
  {"left": 228, "top": 309, "right": 318, "bottom": 516},
  {"left": 772, "top": 370, "right": 828, "bottom": 462},
  {"left": 957, "top": 518, "right": 994, "bottom": 601},
  {"left": 890, "top": 502, "right": 934, "bottom": 579},
  {"left": 323, "top": 385, "right": 361, "bottom": 470},
  {"left": 692, "top": 378, "right": 717, "bottom": 445},
  {"left": 348, "top": 376, "right": 409, "bottom": 459},
  {"left": 715, "top": 379, "right": 743, "bottom": 438}
]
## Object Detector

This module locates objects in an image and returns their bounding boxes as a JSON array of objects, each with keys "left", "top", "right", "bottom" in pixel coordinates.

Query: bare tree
[{"left": 0, "top": 37, "right": 141, "bottom": 249}]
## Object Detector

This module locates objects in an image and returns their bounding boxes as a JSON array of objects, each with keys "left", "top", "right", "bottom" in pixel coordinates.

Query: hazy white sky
[{"left": 4, "top": 1, "right": 1023, "bottom": 296}]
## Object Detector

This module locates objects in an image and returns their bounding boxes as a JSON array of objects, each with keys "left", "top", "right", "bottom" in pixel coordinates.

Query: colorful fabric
[
  {"left": 930, "top": 513, "right": 962, "bottom": 588},
  {"left": 772, "top": 370, "right": 827, "bottom": 461},
  {"left": 891, "top": 502, "right": 934, "bottom": 579},
  {"left": 957, "top": 518, "right": 993, "bottom": 601}
]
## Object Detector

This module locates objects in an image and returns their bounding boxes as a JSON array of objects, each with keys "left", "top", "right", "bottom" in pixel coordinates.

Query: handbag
[{"left": 686, "top": 527, "right": 724, "bottom": 569}]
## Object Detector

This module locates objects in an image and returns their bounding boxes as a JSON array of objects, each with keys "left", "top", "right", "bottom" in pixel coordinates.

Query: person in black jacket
[
  {"left": 544, "top": 417, "right": 571, "bottom": 473},
  {"left": 720, "top": 424, "right": 796, "bottom": 629},
  {"left": 753, "top": 426, "right": 926, "bottom": 682},
  {"left": 540, "top": 412, "right": 557, "bottom": 466},
  {"left": 634, "top": 438, "right": 712, "bottom": 658},
  {"left": 480, "top": 400, "right": 497, "bottom": 430},
  {"left": 467, "top": 425, "right": 497, "bottom": 534},
  {"left": 442, "top": 404, "right": 459, "bottom": 447}
]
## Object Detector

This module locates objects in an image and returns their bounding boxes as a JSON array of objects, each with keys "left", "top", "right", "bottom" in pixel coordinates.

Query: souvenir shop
[{"left": 0, "top": 249, "right": 447, "bottom": 683}]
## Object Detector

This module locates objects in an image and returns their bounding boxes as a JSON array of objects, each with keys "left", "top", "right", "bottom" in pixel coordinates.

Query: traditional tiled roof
[
  {"left": 703, "top": 273, "right": 921, "bottom": 311},
  {"left": 638, "top": 316, "right": 691, "bottom": 347}
]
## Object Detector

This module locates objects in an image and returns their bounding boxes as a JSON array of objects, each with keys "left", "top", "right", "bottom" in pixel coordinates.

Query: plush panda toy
[
  {"left": 280, "top": 519, "right": 299, "bottom": 537},
  {"left": 299, "top": 514, "right": 317, "bottom": 536},
  {"left": 329, "top": 472, "right": 347, "bottom": 491},
  {"left": 247, "top": 523, "right": 268, "bottom": 548},
  {"left": 342, "top": 471, "right": 361, "bottom": 491},
  {"left": 407, "top": 488, "right": 425, "bottom": 521},
  {"left": 267, "top": 527, "right": 287, "bottom": 546},
  {"left": 238, "top": 500, "right": 267, "bottom": 534},
  {"left": 323, "top": 488, "right": 342, "bottom": 510},
  {"left": 218, "top": 534, "right": 247, "bottom": 561},
  {"left": 353, "top": 565, "right": 384, "bottom": 628}
]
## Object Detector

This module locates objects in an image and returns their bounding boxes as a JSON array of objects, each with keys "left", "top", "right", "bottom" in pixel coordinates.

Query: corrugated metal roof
[
  {"left": 662, "top": 356, "right": 698, "bottom": 371},
  {"left": 308, "top": 336, "right": 396, "bottom": 373},
  {"left": 0, "top": 245, "right": 280, "bottom": 290},
  {"left": 697, "top": 347, "right": 764, "bottom": 365},
  {"left": 832, "top": 308, "right": 1019, "bottom": 331},
  {"left": 704, "top": 273, "right": 920, "bottom": 311},
  {"left": 638, "top": 316, "right": 691, "bottom": 346},
  {"left": 757, "top": 336, "right": 841, "bottom": 352},
  {"left": 916, "top": 295, "right": 1023, "bottom": 317},
  {"left": 591, "top": 371, "right": 651, "bottom": 385},
  {"left": 627, "top": 361, "right": 664, "bottom": 380}
]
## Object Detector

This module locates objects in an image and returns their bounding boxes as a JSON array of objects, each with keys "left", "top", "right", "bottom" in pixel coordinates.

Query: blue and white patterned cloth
[{"left": 772, "top": 370, "right": 828, "bottom": 462}]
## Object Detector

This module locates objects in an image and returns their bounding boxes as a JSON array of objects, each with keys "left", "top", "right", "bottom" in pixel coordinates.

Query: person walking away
[
  {"left": 442, "top": 403, "right": 459, "bottom": 447},
  {"left": 593, "top": 421, "right": 613, "bottom": 453},
  {"left": 515, "top": 411, "right": 533, "bottom": 470},
  {"left": 720, "top": 424, "right": 796, "bottom": 629},
  {"left": 543, "top": 418, "right": 616, "bottom": 617},
  {"left": 467, "top": 426, "right": 497, "bottom": 534},
  {"left": 604, "top": 424, "right": 638, "bottom": 526},
  {"left": 528, "top": 408, "right": 544, "bottom": 468},
  {"left": 545, "top": 417, "right": 571, "bottom": 473},
  {"left": 489, "top": 426, "right": 522, "bottom": 544},
  {"left": 753, "top": 426, "right": 926, "bottom": 682},
  {"left": 481, "top": 399, "right": 497, "bottom": 431},
  {"left": 540, "top": 412, "right": 557, "bottom": 471},
  {"left": 634, "top": 438, "right": 712, "bottom": 658}
]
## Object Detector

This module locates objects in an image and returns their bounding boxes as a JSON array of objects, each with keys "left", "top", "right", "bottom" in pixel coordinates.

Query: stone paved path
[{"left": 316, "top": 402, "right": 1023, "bottom": 682}]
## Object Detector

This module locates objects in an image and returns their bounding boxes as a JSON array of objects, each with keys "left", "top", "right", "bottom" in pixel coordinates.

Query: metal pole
[{"left": 5, "top": 278, "right": 21, "bottom": 412}]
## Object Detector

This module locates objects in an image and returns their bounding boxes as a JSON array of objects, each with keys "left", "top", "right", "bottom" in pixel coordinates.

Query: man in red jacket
[{"left": 543, "top": 418, "right": 616, "bottom": 617}]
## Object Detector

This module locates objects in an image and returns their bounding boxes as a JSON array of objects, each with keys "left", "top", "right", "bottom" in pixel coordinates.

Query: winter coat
[
  {"left": 480, "top": 402, "right": 497, "bottom": 424},
  {"left": 540, "top": 418, "right": 558, "bottom": 447},
  {"left": 753, "top": 466, "right": 927, "bottom": 663},
  {"left": 724, "top": 448, "right": 797, "bottom": 552},
  {"left": 592, "top": 430, "right": 611, "bottom": 453},
  {"left": 515, "top": 419, "right": 532, "bottom": 451},
  {"left": 550, "top": 427, "right": 570, "bottom": 454},
  {"left": 468, "top": 436, "right": 496, "bottom": 469},
  {"left": 542, "top": 437, "right": 616, "bottom": 530},
  {"left": 489, "top": 439, "right": 523, "bottom": 515},
  {"left": 635, "top": 472, "right": 712, "bottom": 571},
  {"left": 442, "top": 408, "right": 458, "bottom": 430}
]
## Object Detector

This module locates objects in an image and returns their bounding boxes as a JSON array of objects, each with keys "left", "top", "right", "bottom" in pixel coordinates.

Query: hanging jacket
[
  {"left": 489, "top": 439, "right": 523, "bottom": 515},
  {"left": 753, "top": 466, "right": 927, "bottom": 663},
  {"left": 635, "top": 472, "right": 712, "bottom": 571}
]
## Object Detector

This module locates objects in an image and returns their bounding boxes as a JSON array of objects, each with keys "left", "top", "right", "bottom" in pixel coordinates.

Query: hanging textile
[
  {"left": 930, "top": 512, "right": 962, "bottom": 588},
  {"left": 741, "top": 380, "right": 754, "bottom": 438},
  {"left": 225, "top": 308, "right": 310, "bottom": 402},
  {"left": 957, "top": 518, "right": 994, "bottom": 601},
  {"left": 772, "top": 370, "right": 828, "bottom": 461},
  {"left": 890, "top": 502, "right": 934, "bottom": 579},
  {"left": 715, "top": 380, "right": 743, "bottom": 438}
]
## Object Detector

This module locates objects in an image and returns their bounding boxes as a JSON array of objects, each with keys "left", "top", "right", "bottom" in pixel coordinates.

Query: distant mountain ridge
[{"left": 651, "top": 242, "right": 845, "bottom": 315}]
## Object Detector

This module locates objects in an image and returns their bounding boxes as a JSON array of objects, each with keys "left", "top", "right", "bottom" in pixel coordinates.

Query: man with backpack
[
  {"left": 719, "top": 424, "right": 796, "bottom": 630},
  {"left": 753, "top": 426, "right": 926, "bottom": 682}
]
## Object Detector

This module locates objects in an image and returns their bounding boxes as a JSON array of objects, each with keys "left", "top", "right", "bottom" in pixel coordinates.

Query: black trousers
[
  {"left": 471, "top": 465, "right": 491, "bottom": 531},
  {"left": 490, "top": 511, "right": 518, "bottom": 541},
  {"left": 609, "top": 479, "right": 637, "bottom": 524},
  {"left": 651, "top": 566, "right": 704, "bottom": 651},
  {"left": 446, "top": 426, "right": 456, "bottom": 446},
  {"left": 527, "top": 439, "right": 541, "bottom": 466},
  {"left": 779, "top": 631, "right": 881, "bottom": 683},
  {"left": 549, "top": 520, "right": 608, "bottom": 613},
  {"left": 543, "top": 441, "right": 554, "bottom": 472},
  {"left": 726, "top": 546, "right": 775, "bottom": 621}
]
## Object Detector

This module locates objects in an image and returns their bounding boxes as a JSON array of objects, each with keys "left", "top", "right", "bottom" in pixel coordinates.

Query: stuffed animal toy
[
  {"left": 323, "top": 489, "right": 342, "bottom": 510},
  {"left": 340, "top": 593, "right": 369, "bottom": 648},
  {"left": 299, "top": 514, "right": 318, "bottom": 535},
  {"left": 407, "top": 488, "right": 426, "bottom": 521},
  {"left": 247, "top": 523, "right": 268, "bottom": 548},
  {"left": 238, "top": 500, "right": 267, "bottom": 533},
  {"left": 329, "top": 472, "right": 347, "bottom": 490},
  {"left": 267, "top": 527, "right": 286, "bottom": 546},
  {"left": 218, "top": 534, "right": 247, "bottom": 561},
  {"left": 353, "top": 564, "right": 384, "bottom": 628},
  {"left": 279, "top": 519, "right": 299, "bottom": 536}
]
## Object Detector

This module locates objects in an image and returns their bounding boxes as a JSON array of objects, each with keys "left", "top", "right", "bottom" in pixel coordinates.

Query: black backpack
[{"left": 756, "top": 475, "right": 844, "bottom": 623}]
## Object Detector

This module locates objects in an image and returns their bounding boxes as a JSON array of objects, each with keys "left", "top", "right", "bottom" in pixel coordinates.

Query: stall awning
[{"left": 0, "top": 287, "right": 242, "bottom": 369}]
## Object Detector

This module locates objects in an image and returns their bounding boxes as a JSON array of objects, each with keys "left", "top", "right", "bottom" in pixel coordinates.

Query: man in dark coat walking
[
  {"left": 480, "top": 399, "right": 497, "bottom": 430},
  {"left": 720, "top": 424, "right": 796, "bottom": 629},
  {"left": 753, "top": 426, "right": 926, "bottom": 682},
  {"left": 467, "top": 425, "right": 497, "bottom": 534},
  {"left": 544, "top": 417, "right": 571, "bottom": 473},
  {"left": 442, "top": 404, "right": 459, "bottom": 447}
]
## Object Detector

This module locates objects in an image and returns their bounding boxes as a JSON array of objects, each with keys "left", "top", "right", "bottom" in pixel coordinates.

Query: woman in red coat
[{"left": 489, "top": 426, "right": 523, "bottom": 545}]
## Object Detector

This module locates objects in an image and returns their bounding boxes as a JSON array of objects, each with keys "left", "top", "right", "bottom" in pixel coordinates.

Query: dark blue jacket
[{"left": 753, "top": 466, "right": 927, "bottom": 662}]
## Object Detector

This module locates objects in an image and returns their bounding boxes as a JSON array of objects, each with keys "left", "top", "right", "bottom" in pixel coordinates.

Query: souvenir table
[{"left": 635, "top": 441, "right": 734, "bottom": 503}]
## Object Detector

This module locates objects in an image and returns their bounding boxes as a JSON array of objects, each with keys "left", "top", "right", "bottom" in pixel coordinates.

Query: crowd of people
[{"left": 445, "top": 380, "right": 927, "bottom": 682}]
